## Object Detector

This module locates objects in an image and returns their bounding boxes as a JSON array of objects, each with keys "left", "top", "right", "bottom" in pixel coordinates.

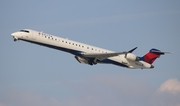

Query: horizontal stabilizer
[{"left": 150, "top": 50, "right": 172, "bottom": 54}]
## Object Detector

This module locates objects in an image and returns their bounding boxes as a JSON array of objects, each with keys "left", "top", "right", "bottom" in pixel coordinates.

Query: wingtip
[{"left": 128, "top": 47, "right": 138, "bottom": 53}]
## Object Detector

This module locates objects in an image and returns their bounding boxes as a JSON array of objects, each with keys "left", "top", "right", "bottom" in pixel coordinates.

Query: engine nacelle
[
  {"left": 125, "top": 53, "right": 138, "bottom": 61},
  {"left": 74, "top": 56, "right": 89, "bottom": 64}
]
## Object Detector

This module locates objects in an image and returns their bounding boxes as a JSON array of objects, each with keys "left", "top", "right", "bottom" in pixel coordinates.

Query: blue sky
[{"left": 1, "top": 0, "right": 180, "bottom": 106}]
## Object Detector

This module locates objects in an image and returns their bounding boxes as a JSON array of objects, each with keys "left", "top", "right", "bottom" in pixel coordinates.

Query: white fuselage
[{"left": 11, "top": 29, "right": 153, "bottom": 69}]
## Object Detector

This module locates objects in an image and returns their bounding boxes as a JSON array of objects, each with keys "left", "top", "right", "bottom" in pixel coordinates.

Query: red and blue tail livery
[{"left": 141, "top": 49, "right": 171, "bottom": 64}]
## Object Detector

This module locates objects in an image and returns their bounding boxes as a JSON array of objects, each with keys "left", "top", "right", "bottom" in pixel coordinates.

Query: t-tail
[{"left": 140, "top": 48, "right": 172, "bottom": 64}]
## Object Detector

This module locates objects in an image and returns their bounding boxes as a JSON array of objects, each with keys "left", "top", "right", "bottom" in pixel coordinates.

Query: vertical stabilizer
[{"left": 140, "top": 49, "right": 164, "bottom": 64}]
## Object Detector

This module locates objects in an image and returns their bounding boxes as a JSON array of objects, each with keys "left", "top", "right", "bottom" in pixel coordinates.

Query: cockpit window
[{"left": 20, "top": 30, "right": 29, "bottom": 33}]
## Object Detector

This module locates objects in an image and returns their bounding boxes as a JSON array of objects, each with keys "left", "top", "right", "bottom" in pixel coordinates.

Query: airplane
[{"left": 11, "top": 29, "right": 171, "bottom": 69}]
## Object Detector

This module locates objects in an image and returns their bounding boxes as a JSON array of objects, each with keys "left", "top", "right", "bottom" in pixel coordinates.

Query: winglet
[{"left": 128, "top": 47, "right": 138, "bottom": 53}]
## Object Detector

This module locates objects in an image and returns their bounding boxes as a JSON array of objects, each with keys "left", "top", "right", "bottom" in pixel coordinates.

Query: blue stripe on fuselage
[
  {"left": 21, "top": 39, "right": 82, "bottom": 56},
  {"left": 20, "top": 39, "right": 128, "bottom": 68}
]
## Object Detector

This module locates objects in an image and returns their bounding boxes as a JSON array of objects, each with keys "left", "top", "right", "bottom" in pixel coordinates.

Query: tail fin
[{"left": 140, "top": 49, "right": 165, "bottom": 64}]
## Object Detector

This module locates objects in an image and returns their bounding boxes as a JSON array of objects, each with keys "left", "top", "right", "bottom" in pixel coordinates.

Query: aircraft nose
[
  {"left": 11, "top": 33, "right": 15, "bottom": 36},
  {"left": 11, "top": 32, "right": 19, "bottom": 41},
  {"left": 11, "top": 32, "right": 18, "bottom": 36}
]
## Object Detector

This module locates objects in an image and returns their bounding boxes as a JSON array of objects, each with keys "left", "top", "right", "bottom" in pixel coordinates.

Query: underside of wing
[{"left": 81, "top": 52, "right": 127, "bottom": 60}]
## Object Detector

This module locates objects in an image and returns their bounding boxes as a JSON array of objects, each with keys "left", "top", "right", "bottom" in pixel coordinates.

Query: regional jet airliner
[{"left": 11, "top": 29, "right": 171, "bottom": 69}]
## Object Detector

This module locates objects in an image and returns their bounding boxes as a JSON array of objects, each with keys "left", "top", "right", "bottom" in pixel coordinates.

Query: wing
[{"left": 81, "top": 52, "right": 127, "bottom": 61}]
